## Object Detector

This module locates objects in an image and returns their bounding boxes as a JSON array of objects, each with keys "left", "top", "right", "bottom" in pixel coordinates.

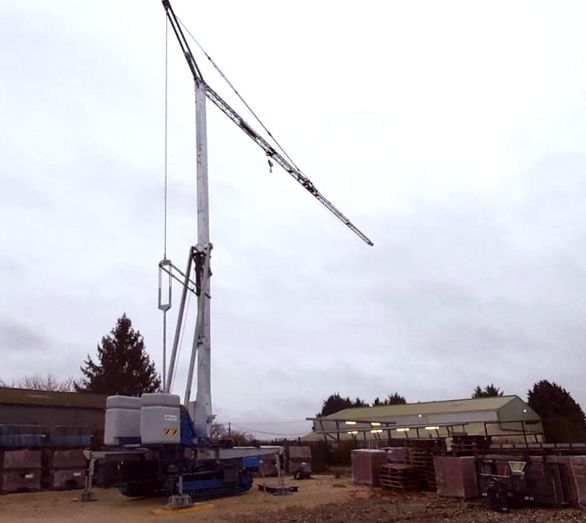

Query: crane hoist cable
[{"left": 159, "top": 15, "right": 170, "bottom": 392}]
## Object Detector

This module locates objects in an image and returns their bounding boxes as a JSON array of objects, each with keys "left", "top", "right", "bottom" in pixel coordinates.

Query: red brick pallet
[{"left": 379, "top": 464, "right": 420, "bottom": 490}]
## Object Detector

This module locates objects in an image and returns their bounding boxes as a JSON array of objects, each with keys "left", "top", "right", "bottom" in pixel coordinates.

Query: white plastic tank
[
  {"left": 104, "top": 395, "right": 142, "bottom": 446},
  {"left": 140, "top": 393, "right": 181, "bottom": 444}
]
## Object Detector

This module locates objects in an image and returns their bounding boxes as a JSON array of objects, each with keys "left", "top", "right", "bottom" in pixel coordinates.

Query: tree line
[{"left": 2, "top": 314, "right": 585, "bottom": 443}]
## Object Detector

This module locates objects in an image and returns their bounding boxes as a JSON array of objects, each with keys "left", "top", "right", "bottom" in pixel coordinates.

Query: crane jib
[{"left": 163, "top": 0, "right": 373, "bottom": 247}]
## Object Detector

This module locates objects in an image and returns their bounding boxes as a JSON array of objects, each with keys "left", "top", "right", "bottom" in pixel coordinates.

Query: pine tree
[
  {"left": 373, "top": 393, "right": 407, "bottom": 406},
  {"left": 76, "top": 314, "right": 161, "bottom": 396},
  {"left": 383, "top": 392, "right": 407, "bottom": 405},
  {"left": 317, "top": 393, "right": 368, "bottom": 417},
  {"left": 528, "top": 380, "right": 586, "bottom": 442},
  {"left": 471, "top": 383, "right": 503, "bottom": 398}
]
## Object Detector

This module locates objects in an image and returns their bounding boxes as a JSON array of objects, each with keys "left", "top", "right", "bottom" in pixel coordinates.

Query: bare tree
[
  {"left": 210, "top": 422, "right": 255, "bottom": 445},
  {"left": 17, "top": 374, "right": 75, "bottom": 392}
]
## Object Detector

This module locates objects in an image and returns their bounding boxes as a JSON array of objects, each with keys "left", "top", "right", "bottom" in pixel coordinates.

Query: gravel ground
[
  {"left": 225, "top": 489, "right": 586, "bottom": 523},
  {"left": 2, "top": 475, "right": 586, "bottom": 522}
]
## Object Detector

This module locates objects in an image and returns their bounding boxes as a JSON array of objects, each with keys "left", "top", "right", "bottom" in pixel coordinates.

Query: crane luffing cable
[
  {"left": 175, "top": 16, "right": 302, "bottom": 174},
  {"left": 162, "top": 0, "right": 373, "bottom": 247}
]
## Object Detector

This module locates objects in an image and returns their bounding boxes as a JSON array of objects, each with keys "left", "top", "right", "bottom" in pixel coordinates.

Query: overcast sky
[{"left": 2, "top": 1, "right": 586, "bottom": 439}]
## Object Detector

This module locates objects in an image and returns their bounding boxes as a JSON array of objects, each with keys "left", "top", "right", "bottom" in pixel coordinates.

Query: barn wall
[
  {"left": 0, "top": 405, "right": 104, "bottom": 431},
  {"left": 497, "top": 397, "right": 543, "bottom": 435}
]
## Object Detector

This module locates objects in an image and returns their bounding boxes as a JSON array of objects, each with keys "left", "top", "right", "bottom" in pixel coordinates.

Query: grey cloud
[{"left": 0, "top": 318, "right": 48, "bottom": 352}]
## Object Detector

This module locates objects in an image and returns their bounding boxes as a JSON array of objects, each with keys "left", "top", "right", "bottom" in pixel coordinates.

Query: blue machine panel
[{"left": 242, "top": 456, "right": 260, "bottom": 469}]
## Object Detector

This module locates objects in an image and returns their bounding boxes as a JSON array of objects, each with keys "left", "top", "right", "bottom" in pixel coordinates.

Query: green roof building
[{"left": 305, "top": 395, "right": 543, "bottom": 443}]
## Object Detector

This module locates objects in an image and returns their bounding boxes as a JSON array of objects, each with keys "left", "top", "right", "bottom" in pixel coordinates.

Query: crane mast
[{"left": 161, "top": 0, "right": 373, "bottom": 440}]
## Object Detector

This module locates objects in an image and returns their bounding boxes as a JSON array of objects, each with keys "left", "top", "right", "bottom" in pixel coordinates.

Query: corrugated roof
[
  {"left": 326, "top": 395, "right": 518, "bottom": 420},
  {"left": 0, "top": 387, "right": 107, "bottom": 410}
]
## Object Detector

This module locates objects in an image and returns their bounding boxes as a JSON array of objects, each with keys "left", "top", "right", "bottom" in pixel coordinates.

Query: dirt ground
[
  {"left": 1, "top": 475, "right": 586, "bottom": 522},
  {"left": 0, "top": 474, "right": 369, "bottom": 523}
]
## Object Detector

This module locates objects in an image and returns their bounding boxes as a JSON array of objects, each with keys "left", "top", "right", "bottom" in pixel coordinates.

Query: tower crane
[{"left": 91, "top": 0, "right": 372, "bottom": 504}]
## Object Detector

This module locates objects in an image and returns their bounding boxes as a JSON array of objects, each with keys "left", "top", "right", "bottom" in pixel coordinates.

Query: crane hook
[{"left": 268, "top": 159, "right": 273, "bottom": 173}]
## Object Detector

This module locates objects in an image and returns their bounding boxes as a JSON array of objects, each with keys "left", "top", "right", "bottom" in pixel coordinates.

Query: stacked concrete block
[
  {"left": 49, "top": 450, "right": 86, "bottom": 490},
  {"left": 351, "top": 449, "right": 387, "bottom": 486},
  {"left": 0, "top": 449, "right": 42, "bottom": 494},
  {"left": 434, "top": 456, "right": 478, "bottom": 499}
]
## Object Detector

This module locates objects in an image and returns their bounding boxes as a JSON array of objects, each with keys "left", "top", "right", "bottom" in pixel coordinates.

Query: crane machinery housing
[{"left": 84, "top": 0, "right": 372, "bottom": 505}]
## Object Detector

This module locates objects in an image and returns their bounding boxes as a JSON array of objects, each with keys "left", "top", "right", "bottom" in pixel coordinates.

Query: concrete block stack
[
  {"left": 49, "top": 449, "right": 86, "bottom": 490},
  {"left": 351, "top": 449, "right": 387, "bottom": 486},
  {"left": 0, "top": 449, "right": 42, "bottom": 494},
  {"left": 434, "top": 456, "right": 478, "bottom": 499}
]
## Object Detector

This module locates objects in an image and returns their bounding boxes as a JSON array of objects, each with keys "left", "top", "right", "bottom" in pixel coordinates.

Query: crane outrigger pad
[{"left": 150, "top": 502, "right": 214, "bottom": 515}]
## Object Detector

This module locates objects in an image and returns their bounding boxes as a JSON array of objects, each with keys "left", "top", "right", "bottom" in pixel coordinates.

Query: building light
[
  {"left": 345, "top": 421, "right": 357, "bottom": 425},
  {"left": 347, "top": 431, "right": 358, "bottom": 435},
  {"left": 425, "top": 426, "right": 439, "bottom": 431},
  {"left": 396, "top": 428, "right": 410, "bottom": 432},
  {"left": 418, "top": 414, "right": 423, "bottom": 418},
  {"left": 370, "top": 429, "right": 383, "bottom": 433},
  {"left": 370, "top": 422, "right": 381, "bottom": 426},
  {"left": 523, "top": 409, "right": 527, "bottom": 413}
]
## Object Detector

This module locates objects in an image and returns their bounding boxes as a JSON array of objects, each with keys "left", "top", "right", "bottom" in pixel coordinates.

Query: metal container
[
  {"left": 50, "top": 469, "right": 85, "bottom": 490},
  {"left": 288, "top": 446, "right": 312, "bottom": 459},
  {"left": 0, "top": 425, "right": 45, "bottom": 448},
  {"left": 49, "top": 426, "right": 92, "bottom": 448},
  {"left": 50, "top": 449, "right": 86, "bottom": 469},
  {"left": 0, "top": 470, "right": 41, "bottom": 493},
  {"left": 288, "top": 459, "right": 312, "bottom": 475},
  {"left": 0, "top": 449, "right": 42, "bottom": 470}
]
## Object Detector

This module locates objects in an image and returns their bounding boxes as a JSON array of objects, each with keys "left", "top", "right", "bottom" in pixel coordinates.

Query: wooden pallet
[
  {"left": 406, "top": 448, "right": 439, "bottom": 490},
  {"left": 379, "top": 464, "right": 420, "bottom": 490}
]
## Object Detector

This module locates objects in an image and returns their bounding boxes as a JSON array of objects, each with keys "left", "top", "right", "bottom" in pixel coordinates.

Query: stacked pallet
[
  {"left": 451, "top": 435, "right": 491, "bottom": 456},
  {"left": 379, "top": 464, "right": 419, "bottom": 490},
  {"left": 405, "top": 440, "right": 445, "bottom": 490}
]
